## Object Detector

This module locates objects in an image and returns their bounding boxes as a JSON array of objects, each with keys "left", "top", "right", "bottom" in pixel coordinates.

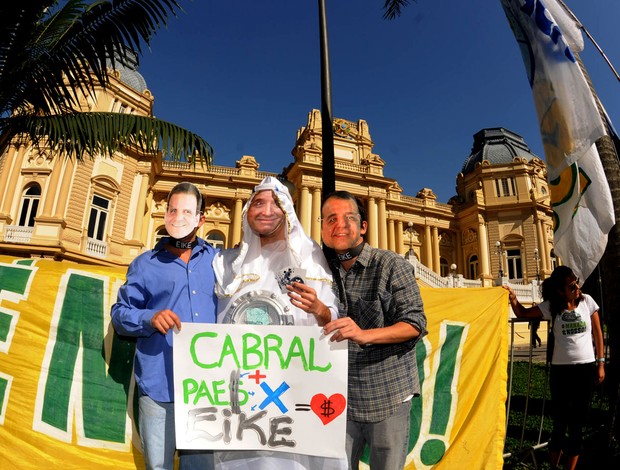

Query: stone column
[
  {"left": 311, "top": 187, "right": 321, "bottom": 242},
  {"left": 1, "top": 145, "right": 25, "bottom": 215},
  {"left": 432, "top": 226, "right": 440, "bottom": 274},
  {"left": 54, "top": 158, "right": 76, "bottom": 218},
  {"left": 387, "top": 218, "right": 395, "bottom": 252},
  {"left": 396, "top": 221, "right": 404, "bottom": 255},
  {"left": 424, "top": 224, "right": 432, "bottom": 269},
  {"left": 131, "top": 173, "right": 149, "bottom": 241},
  {"left": 536, "top": 219, "right": 550, "bottom": 272},
  {"left": 231, "top": 198, "right": 243, "bottom": 248},
  {"left": 0, "top": 145, "right": 16, "bottom": 214},
  {"left": 478, "top": 221, "right": 490, "bottom": 278},
  {"left": 299, "top": 186, "right": 310, "bottom": 235},
  {"left": 41, "top": 158, "right": 63, "bottom": 217},
  {"left": 367, "top": 197, "right": 378, "bottom": 247},
  {"left": 377, "top": 198, "right": 387, "bottom": 249}
]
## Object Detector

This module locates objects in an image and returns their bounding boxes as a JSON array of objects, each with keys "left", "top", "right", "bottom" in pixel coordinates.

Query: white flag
[
  {"left": 544, "top": 0, "right": 584, "bottom": 52},
  {"left": 551, "top": 146, "right": 614, "bottom": 282},
  {"left": 501, "top": 0, "right": 615, "bottom": 282}
]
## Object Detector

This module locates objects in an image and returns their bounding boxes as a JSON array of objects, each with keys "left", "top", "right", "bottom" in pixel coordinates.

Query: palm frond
[
  {"left": 0, "top": 1, "right": 217, "bottom": 168},
  {"left": 0, "top": 0, "right": 182, "bottom": 117},
  {"left": 382, "top": 0, "right": 416, "bottom": 20},
  {"left": 0, "top": 112, "right": 213, "bottom": 166}
]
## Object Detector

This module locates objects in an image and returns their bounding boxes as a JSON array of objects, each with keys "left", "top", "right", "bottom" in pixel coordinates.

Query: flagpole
[
  {"left": 556, "top": 0, "right": 620, "bottom": 81},
  {"left": 318, "top": 0, "right": 336, "bottom": 195}
]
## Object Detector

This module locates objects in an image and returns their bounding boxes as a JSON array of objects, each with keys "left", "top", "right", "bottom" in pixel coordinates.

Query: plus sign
[{"left": 248, "top": 370, "right": 266, "bottom": 384}]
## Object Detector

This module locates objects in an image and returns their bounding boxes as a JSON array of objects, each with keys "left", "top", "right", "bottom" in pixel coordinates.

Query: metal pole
[
  {"left": 496, "top": 241, "right": 504, "bottom": 278},
  {"left": 318, "top": 0, "right": 336, "bottom": 195},
  {"left": 556, "top": 0, "right": 620, "bottom": 81}
]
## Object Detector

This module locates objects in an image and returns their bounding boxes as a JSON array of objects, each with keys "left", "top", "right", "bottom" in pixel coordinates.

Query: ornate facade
[{"left": 0, "top": 62, "right": 555, "bottom": 287}]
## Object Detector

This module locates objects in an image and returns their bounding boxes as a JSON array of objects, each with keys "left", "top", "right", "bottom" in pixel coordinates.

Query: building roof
[
  {"left": 460, "top": 128, "right": 540, "bottom": 175},
  {"left": 107, "top": 49, "right": 148, "bottom": 93}
]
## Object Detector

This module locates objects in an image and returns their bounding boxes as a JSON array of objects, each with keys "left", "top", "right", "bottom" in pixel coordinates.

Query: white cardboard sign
[{"left": 173, "top": 324, "right": 348, "bottom": 458}]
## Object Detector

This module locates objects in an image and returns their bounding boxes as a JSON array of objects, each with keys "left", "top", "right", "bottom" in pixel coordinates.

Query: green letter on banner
[{"left": 40, "top": 273, "right": 135, "bottom": 443}]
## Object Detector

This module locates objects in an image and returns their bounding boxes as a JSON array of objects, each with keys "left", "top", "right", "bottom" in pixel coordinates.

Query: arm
[
  {"left": 111, "top": 261, "right": 181, "bottom": 336},
  {"left": 591, "top": 311, "right": 605, "bottom": 384},
  {"left": 503, "top": 286, "right": 544, "bottom": 319},
  {"left": 323, "top": 317, "right": 419, "bottom": 345}
]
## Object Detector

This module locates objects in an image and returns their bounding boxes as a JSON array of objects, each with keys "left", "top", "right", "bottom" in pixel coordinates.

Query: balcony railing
[
  {"left": 86, "top": 238, "right": 108, "bottom": 258},
  {"left": 409, "top": 258, "right": 542, "bottom": 303},
  {"left": 4, "top": 225, "right": 34, "bottom": 243}
]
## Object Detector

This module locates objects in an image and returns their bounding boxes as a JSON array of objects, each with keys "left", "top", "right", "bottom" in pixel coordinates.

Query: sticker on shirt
[
  {"left": 560, "top": 310, "right": 587, "bottom": 336},
  {"left": 275, "top": 267, "right": 307, "bottom": 293}
]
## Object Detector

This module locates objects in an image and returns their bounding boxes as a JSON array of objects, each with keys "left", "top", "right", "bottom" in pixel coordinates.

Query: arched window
[
  {"left": 206, "top": 231, "right": 225, "bottom": 249},
  {"left": 468, "top": 254, "right": 479, "bottom": 280},
  {"left": 18, "top": 184, "right": 41, "bottom": 227}
]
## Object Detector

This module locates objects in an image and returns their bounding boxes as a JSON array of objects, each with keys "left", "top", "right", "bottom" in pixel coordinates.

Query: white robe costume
[{"left": 212, "top": 177, "right": 346, "bottom": 470}]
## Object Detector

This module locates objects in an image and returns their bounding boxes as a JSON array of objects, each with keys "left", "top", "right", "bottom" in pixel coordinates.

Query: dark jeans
[{"left": 549, "top": 363, "right": 596, "bottom": 456}]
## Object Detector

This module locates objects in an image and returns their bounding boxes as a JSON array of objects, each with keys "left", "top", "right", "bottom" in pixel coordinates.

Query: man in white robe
[{"left": 212, "top": 176, "right": 346, "bottom": 470}]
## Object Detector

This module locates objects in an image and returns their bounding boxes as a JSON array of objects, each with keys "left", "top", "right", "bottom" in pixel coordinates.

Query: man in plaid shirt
[{"left": 322, "top": 191, "right": 427, "bottom": 470}]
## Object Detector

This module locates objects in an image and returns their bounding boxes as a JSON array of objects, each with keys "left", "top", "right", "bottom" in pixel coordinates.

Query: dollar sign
[{"left": 320, "top": 399, "right": 335, "bottom": 417}]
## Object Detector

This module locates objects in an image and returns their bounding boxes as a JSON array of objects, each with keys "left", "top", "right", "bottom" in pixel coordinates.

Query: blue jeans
[
  {"left": 139, "top": 395, "right": 214, "bottom": 470},
  {"left": 345, "top": 400, "right": 412, "bottom": 470}
]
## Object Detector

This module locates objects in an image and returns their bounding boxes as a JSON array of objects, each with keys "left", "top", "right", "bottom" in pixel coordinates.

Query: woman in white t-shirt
[{"left": 504, "top": 266, "right": 605, "bottom": 470}]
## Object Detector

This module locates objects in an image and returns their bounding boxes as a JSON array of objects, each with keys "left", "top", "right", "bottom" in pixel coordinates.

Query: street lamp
[
  {"left": 495, "top": 240, "right": 504, "bottom": 278},
  {"left": 450, "top": 263, "right": 457, "bottom": 288},
  {"left": 533, "top": 248, "right": 540, "bottom": 282}
]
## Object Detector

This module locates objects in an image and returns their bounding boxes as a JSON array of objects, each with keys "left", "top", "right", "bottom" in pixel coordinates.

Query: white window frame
[
  {"left": 18, "top": 185, "right": 41, "bottom": 227},
  {"left": 87, "top": 195, "right": 110, "bottom": 241}
]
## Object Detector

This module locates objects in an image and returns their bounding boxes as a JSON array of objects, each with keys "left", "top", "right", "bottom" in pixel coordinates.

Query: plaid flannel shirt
[{"left": 330, "top": 244, "right": 427, "bottom": 423}]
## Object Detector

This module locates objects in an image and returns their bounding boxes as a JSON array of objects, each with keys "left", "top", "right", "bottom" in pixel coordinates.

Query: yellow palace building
[{"left": 0, "top": 57, "right": 555, "bottom": 288}]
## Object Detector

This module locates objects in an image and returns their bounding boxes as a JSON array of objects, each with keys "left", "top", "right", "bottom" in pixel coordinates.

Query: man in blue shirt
[{"left": 112, "top": 182, "right": 217, "bottom": 470}]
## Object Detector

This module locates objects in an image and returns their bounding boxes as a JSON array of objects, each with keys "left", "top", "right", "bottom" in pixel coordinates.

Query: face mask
[{"left": 165, "top": 193, "right": 200, "bottom": 240}]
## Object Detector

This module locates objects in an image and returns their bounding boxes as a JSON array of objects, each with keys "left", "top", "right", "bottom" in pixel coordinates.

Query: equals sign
[{"left": 295, "top": 403, "right": 311, "bottom": 412}]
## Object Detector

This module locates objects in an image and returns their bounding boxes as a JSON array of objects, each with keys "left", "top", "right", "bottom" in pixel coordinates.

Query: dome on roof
[
  {"left": 116, "top": 63, "right": 148, "bottom": 93},
  {"left": 107, "top": 49, "right": 148, "bottom": 93},
  {"left": 460, "top": 128, "right": 539, "bottom": 175}
]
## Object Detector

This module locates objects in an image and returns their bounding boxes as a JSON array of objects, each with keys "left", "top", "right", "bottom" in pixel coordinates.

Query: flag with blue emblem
[{"left": 500, "top": 0, "right": 615, "bottom": 282}]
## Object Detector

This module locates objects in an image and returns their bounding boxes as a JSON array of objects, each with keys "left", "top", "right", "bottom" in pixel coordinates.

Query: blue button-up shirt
[{"left": 111, "top": 237, "right": 217, "bottom": 402}]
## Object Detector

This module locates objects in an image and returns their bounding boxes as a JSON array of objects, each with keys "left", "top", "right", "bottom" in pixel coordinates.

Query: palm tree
[{"left": 0, "top": 0, "right": 212, "bottom": 164}]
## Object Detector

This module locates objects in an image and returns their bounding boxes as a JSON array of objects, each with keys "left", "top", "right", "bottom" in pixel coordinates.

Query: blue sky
[{"left": 138, "top": 0, "right": 620, "bottom": 202}]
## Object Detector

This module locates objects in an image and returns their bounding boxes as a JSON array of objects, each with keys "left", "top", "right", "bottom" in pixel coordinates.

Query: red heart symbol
[{"left": 310, "top": 393, "right": 346, "bottom": 425}]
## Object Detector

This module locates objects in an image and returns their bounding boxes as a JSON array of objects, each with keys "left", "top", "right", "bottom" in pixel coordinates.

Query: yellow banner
[
  {"left": 405, "top": 288, "right": 508, "bottom": 470},
  {"left": 0, "top": 255, "right": 507, "bottom": 469}
]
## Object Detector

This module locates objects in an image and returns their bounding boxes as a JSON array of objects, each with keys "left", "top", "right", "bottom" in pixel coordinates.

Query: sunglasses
[{"left": 568, "top": 278, "right": 580, "bottom": 292}]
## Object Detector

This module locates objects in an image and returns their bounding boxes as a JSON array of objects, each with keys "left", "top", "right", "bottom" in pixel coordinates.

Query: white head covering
[{"left": 213, "top": 176, "right": 335, "bottom": 324}]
